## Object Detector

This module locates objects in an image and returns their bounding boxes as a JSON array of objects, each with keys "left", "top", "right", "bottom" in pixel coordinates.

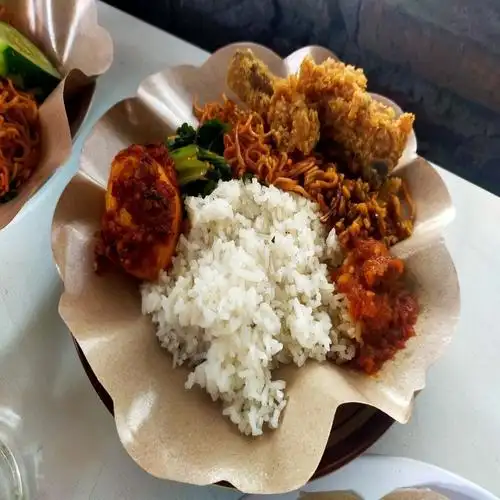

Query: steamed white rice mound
[{"left": 141, "top": 178, "right": 355, "bottom": 436}]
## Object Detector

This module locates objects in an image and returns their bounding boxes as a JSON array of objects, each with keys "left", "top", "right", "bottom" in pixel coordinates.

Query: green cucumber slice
[{"left": 0, "top": 21, "right": 61, "bottom": 98}]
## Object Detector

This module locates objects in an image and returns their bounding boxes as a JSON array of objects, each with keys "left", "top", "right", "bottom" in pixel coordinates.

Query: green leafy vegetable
[
  {"left": 167, "top": 119, "right": 229, "bottom": 154},
  {"left": 195, "top": 119, "right": 229, "bottom": 155},
  {"left": 169, "top": 143, "right": 198, "bottom": 162},
  {"left": 198, "top": 149, "right": 232, "bottom": 181},
  {"left": 167, "top": 123, "right": 197, "bottom": 151},
  {"left": 167, "top": 120, "right": 232, "bottom": 197},
  {"left": 181, "top": 180, "right": 207, "bottom": 198},
  {"left": 201, "top": 179, "right": 218, "bottom": 197}
]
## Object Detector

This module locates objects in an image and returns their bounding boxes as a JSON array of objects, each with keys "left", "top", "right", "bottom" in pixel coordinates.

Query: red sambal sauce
[
  {"left": 111, "top": 156, "right": 177, "bottom": 232},
  {"left": 333, "top": 238, "right": 419, "bottom": 375}
]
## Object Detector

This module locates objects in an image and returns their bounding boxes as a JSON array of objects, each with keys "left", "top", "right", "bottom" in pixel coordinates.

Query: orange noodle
[
  {"left": 194, "top": 97, "right": 414, "bottom": 247},
  {"left": 0, "top": 78, "right": 41, "bottom": 201}
]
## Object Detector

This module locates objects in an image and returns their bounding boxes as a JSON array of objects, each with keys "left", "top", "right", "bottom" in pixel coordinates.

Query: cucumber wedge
[{"left": 0, "top": 21, "right": 61, "bottom": 100}]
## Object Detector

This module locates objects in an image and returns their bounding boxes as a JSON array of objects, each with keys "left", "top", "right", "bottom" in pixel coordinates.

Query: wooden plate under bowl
[{"left": 72, "top": 337, "right": 394, "bottom": 484}]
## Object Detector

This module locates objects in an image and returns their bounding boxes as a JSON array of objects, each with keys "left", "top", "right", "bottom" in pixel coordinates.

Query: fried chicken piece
[
  {"left": 227, "top": 49, "right": 321, "bottom": 155},
  {"left": 325, "top": 94, "right": 414, "bottom": 182},
  {"left": 96, "top": 144, "right": 182, "bottom": 281},
  {"left": 298, "top": 55, "right": 368, "bottom": 99},
  {"left": 227, "top": 50, "right": 414, "bottom": 167},
  {"left": 227, "top": 49, "right": 276, "bottom": 115},
  {"left": 297, "top": 56, "right": 415, "bottom": 180},
  {"left": 268, "top": 76, "right": 320, "bottom": 155}
]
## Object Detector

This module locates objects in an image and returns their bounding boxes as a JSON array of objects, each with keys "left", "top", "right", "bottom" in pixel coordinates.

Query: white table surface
[{"left": 0, "top": 3, "right": 498, "bottom": 499}]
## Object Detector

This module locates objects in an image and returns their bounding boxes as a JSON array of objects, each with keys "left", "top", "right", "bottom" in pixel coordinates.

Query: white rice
[{"left": 141, "top": 178, "right": 355, "bottom": 436}]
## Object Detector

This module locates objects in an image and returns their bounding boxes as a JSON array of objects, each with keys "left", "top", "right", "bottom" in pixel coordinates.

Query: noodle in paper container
[
  {"left": 0, "top": 0, "right": 113, "bottom": 230},
  {"left": 51, "top": 43, "right": 460, "bottom": 494}
]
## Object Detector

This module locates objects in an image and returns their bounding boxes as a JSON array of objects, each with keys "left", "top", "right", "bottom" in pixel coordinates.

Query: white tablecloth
[{"left": 0, "top": 3, "right": 498, "bottom": 499}]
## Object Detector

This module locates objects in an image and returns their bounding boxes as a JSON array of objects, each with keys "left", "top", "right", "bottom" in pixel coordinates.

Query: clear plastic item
[{"left": 0, "top": 439, "right": 28, "bottom": 500}]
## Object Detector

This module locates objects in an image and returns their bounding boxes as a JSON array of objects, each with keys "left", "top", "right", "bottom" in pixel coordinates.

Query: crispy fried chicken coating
[
  {"left": 227, "top": 49, "right": 275, "bottom": 115},
  {"left": 267, "top": 76, "right": 320, "bottom": 155},
  {"left": 297, "top": 55, "right": 368, "bottom": 98},
  {"left": 227, "top": 49, "right": 320, "bottom": 155},
  {"left": 297, "top": 56, "right": 414, "bottom": 178},
  {"left": 226, "top": 50, "right": 415, "bottom": 179}
]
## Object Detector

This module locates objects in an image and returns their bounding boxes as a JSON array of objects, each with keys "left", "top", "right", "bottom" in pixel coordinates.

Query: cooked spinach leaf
[
  {"left": 195, "top": 119, "right": 230, "bottom": 155},
  {"left": 167, "top": 120, "right": 232, "bottom": 197}
]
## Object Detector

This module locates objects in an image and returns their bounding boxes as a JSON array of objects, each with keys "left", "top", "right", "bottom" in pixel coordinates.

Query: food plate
[
  {"left": 72, "top": 337, "right": 395, "bottom": 483},
  {"left": 247, "top": 455, "right": 499, "bottom": 500},
  {"left": 0, "top": 0, "right": 113, "bottom": 230},
  {"left": 52, "top": 43, "right": 460, "bottom": 494}
]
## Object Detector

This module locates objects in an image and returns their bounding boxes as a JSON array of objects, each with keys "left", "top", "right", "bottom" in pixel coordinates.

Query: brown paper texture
[
  {"left": 51, "top": 43, "right": 460, "bottom": 494},
  {"left": 382, "top": 489, "right": 450, "bottom": 500},
  {"left": 0, "top": 0, "right": 113, "bottom": 230}
]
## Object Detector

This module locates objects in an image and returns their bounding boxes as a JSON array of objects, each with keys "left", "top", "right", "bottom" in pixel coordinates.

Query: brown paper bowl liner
[
  {"left": 71, "top": 335, "right": 395, "bottom": 487},
  {"left": 0, "top": 0, "right": 113, "bottom": 231},
  {"left": 51, "top": 43, "right": 460, "bottom": 494}
]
